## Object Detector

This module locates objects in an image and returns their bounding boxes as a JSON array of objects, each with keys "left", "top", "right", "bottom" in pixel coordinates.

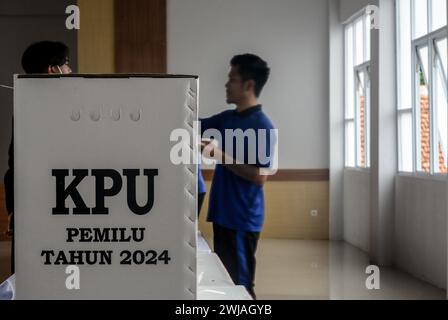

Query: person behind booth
[
  {"left": 200, "top": 54, "right": 275, "bottom": 299},
  {"left": 4, "top": 41, "right": 72, "bottom": 274}
]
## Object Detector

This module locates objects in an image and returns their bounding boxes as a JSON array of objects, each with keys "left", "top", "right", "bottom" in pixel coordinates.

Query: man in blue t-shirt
[{"left": 200, "top": 54, "right": 275, "bottom": 299}]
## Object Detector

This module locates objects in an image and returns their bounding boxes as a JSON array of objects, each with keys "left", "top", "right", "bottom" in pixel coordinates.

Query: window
[
  {"left": 345, "top": 13, "right": 371, "bottom": 168},
  {"left": 397, "top": 0, "right": 447, "bottom": 174}
]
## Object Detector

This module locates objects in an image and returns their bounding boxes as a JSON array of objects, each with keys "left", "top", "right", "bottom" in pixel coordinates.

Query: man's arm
[
  {"left": 201, "top": 141, "right": 268, "bottom": 186},
  {"left": 224, "top": 163, "right": 268, "bottom": 186}
]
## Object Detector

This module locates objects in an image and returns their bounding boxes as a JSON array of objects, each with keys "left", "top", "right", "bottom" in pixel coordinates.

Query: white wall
[
  {"left": 167, "top": 0, "right": 329, "bottom": 169},
  {"left": 329, "top": 0, "right": 344, "bottom": 240},
  {"left": 395, "top": 176, "right": 447, "bottom": 289},
  {"left": 343, "top": 170, "right": 370, "bottom": 253},
  {"left": 369, "top": 0, "right": 396, "bottom": 266}
]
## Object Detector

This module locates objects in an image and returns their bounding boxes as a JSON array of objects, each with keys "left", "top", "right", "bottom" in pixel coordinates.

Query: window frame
[
  {"left": 396, "top": 0, "right": 448, "bottom": 176},
  {"left": 412, "top": 25, "right": 447, "bottom": 175},
  {"left": 344, "top": 12, "right": 372, "bottom": 170}
]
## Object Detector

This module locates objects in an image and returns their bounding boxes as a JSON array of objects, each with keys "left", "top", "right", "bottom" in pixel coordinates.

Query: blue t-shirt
[
  {"left": 200, "top": 105, "right": 276, "bottom": 232},
  {"left": 198, "top": 164, "right": 206, "bottom": 194}
]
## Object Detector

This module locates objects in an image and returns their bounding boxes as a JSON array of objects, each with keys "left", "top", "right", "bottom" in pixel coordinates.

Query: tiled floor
[
  {"left": 1, "top": 238, "right": 446, "bottom": 300},
  {"left": 254, "top": 239, "right": 446, "bottom": 300}
]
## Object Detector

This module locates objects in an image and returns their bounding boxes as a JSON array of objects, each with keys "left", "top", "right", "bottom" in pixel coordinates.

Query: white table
[
  {"left": 196, "top": 232, "right": 252, "bottom": 300},
  {"left": 197, "top": 252, "right": 235, "bottom": 287},
  {"left": 198, "top": 285, "right": 253, "bottom": 300}
]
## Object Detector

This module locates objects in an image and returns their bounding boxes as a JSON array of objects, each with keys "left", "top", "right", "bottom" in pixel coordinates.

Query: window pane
[
  {"left": 416, "top": 65, "right": 431, "bottom": 172},
  {"left": 398, "top": 111, "right": 414, "bottom": 172},
  {"left": 418, "top": 46, "right": 429, "bottom": 83},
  {"left": 435, "top": 61, "right": 448, "bottom": 172},
  {"left": 416, "top": 46, "right": 430, "bottom": 172},
  {"left": 364, "top": 15, "right": 371, "bottom": 61},
  {"left": 414, "top": 0, "right": 428, "bottom": 39},
  {"left": 345, "top": 26, "right": 355, "bottom": 119},
  {"left": 398, "top": 0, "right": 413, "bottom": 109},
  {"left": 431, "top": 0, "right": 447, "bottom": 31},
  {"left": 355, "top": 18, "right": 364, "bottom": 65},
  {"left": 356, "top": 71, "right": 366, "bottom": 167},
  {"left": 436, "top": 38, "right": 447, "bottom": 79},
  {"left": 345, "top": 121, "right": 355, "bottom": 167}
]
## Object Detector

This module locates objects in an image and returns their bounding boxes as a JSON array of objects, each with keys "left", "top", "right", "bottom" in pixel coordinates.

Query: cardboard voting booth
[{"left": 14, "top": 74, "right": 198, "bottom": 299}]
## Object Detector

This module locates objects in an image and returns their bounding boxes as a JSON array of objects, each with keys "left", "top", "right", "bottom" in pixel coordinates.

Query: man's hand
[{"left": 201, "top": 139, "right": 225, "bottom": 163}]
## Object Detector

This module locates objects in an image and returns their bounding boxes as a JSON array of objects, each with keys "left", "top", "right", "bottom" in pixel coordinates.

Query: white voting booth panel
[{"left": 14, "top": 74, "right": 198, "bottom": 300}]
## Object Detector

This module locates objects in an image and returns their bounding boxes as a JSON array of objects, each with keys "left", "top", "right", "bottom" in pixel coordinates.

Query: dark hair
[
  {"left": 230, "top": 53, "right": 270, "bottom": 97},
  {"left": 21, "top": 41, "right": 69, "bottom": 74}
]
